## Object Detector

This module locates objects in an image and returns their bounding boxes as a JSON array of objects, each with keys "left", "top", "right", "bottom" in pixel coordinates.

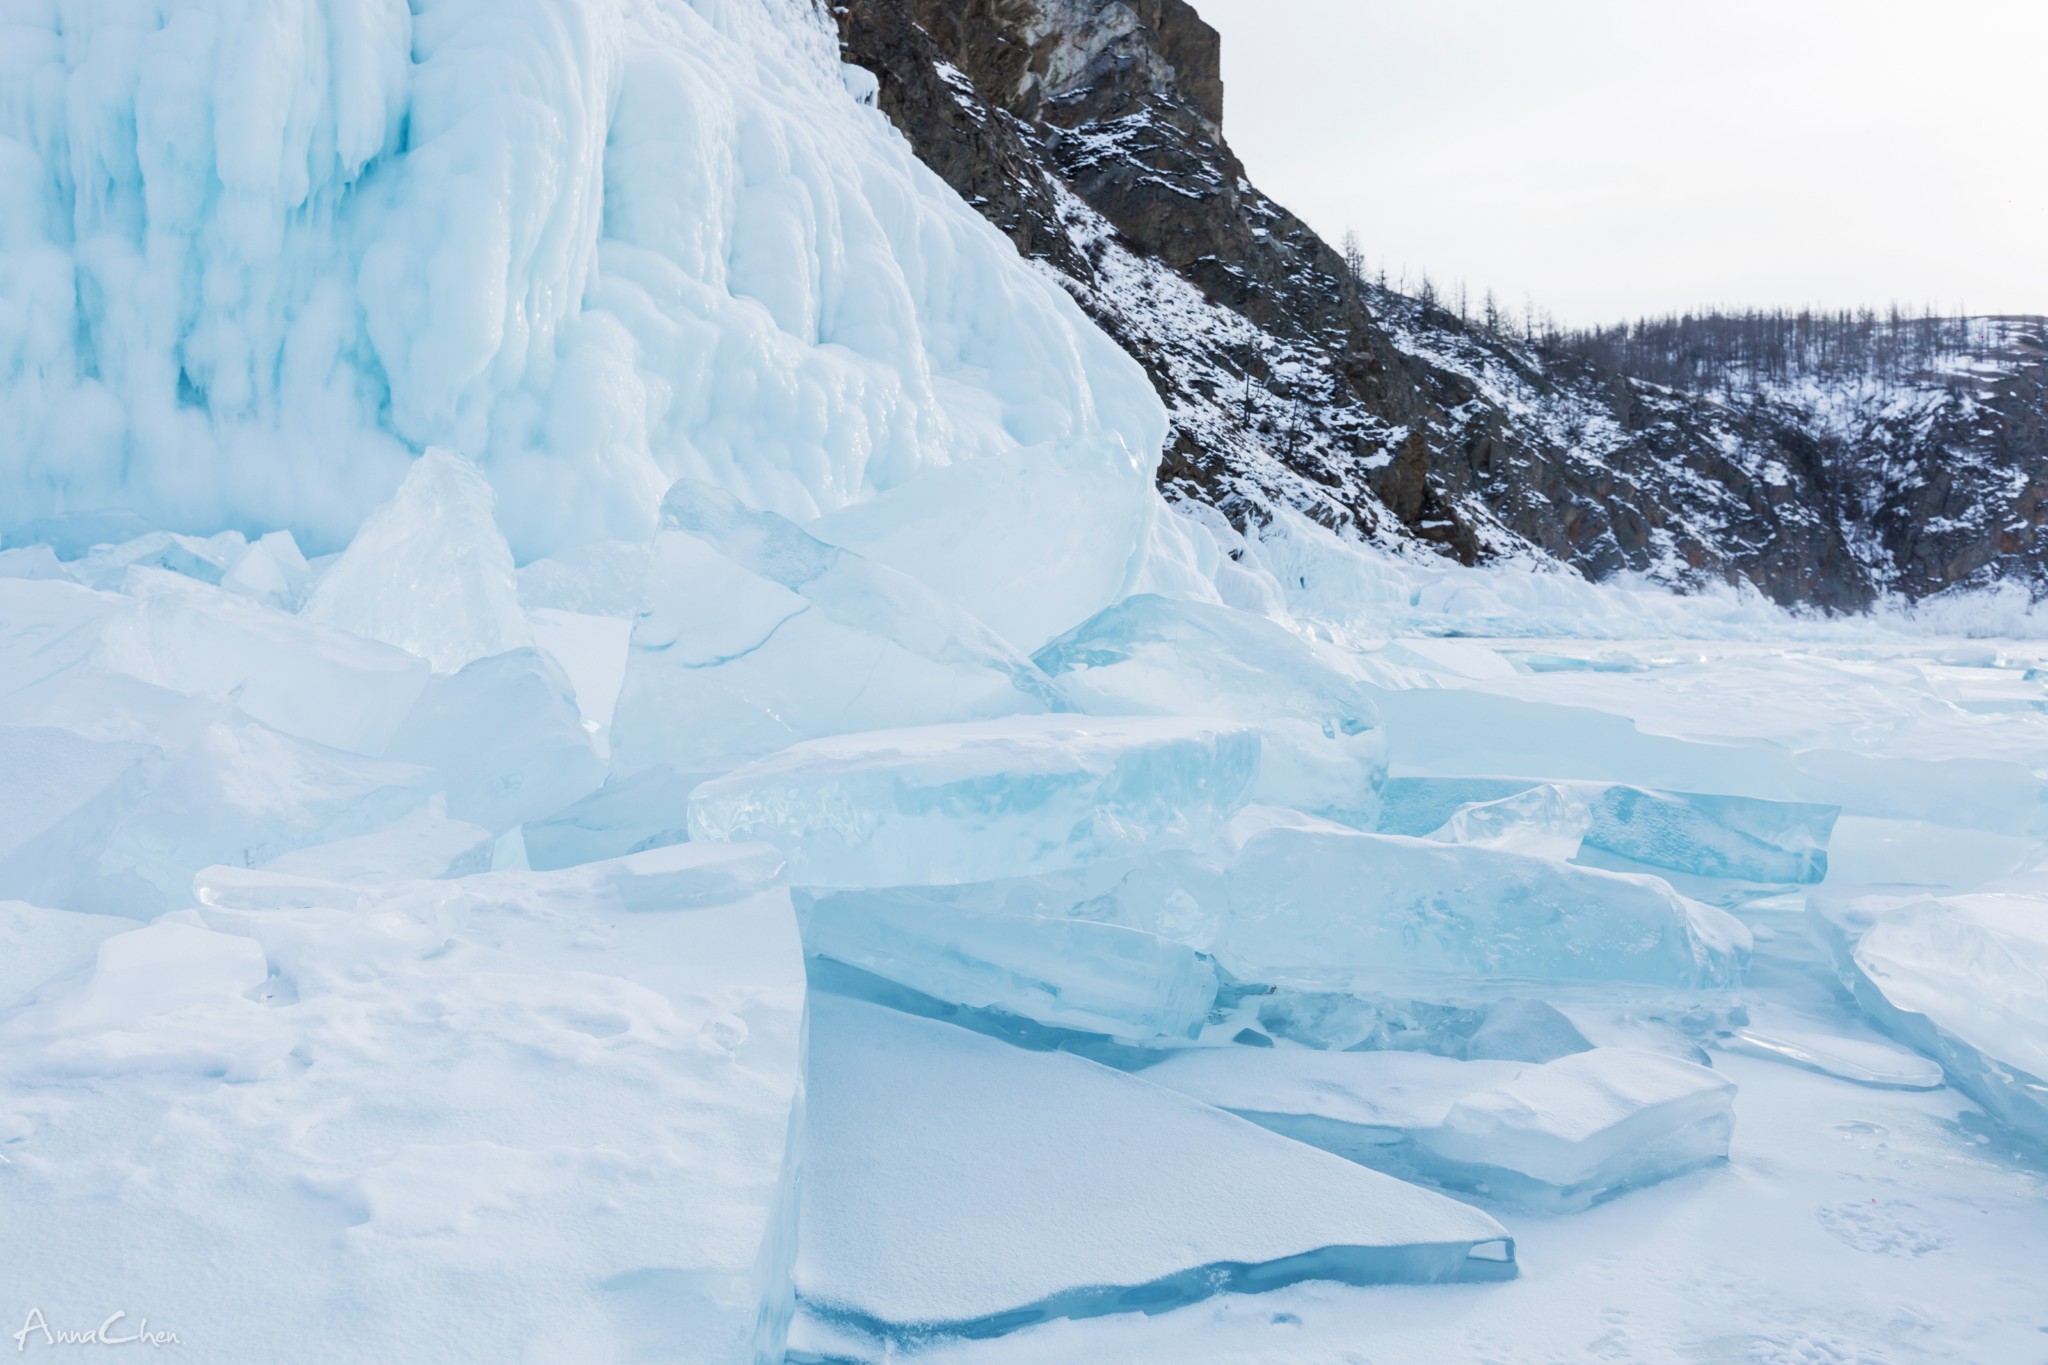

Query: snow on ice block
[
  {"left": 799, "top": 887, "right": 1218, "bottom": 1041},
  {"left": 1416, "top": 1049, "right": 1737, "bottom": 1211},
  {"left": 384, "top": 648, "right": 606, "bottom": 833},
  {"left": 98, "top": 569, "right": 429, "bottom": 755},
  {"left": 1212, "top": 810, "right": 1750, "bottom": 993},
  {"left": 808, "top": 435, "right": 1163, "bottom": 652},
  {"left": 301, "top": 448, "right": 533, "bottom": 674},
  {"left": 0, "top": 545, "right": 65, "bottom": 580},
  {"left": 1140, "top": 1047, "right": 1529, "bottom": 1164},
  {"left": 608, "top": 483, "right": 1062, "bottom": 781},
  {"left": 1821, "top": 815, "right": 2038, "bottom": 892},
  {"left": 1033, "top": 594, "right": 1388, "bottom": 828},
  {"left": 219, "top": 530, "right": 315, "bottom": 610},
  {"left": 61, "top": 917, "right": 270, "bottom": 1031},
  {"left": 690, "top": 716, "right": 1260, "bottom": 888},
  {"left": 1365, "top": 688, "right": 1811, "bottom": 797},
  {"left": 0, "top": 843, "right": 807, "bottom": 1364},
  {"left": 87, "top": 722, "right": 439, "bottom": 917},
  {"left": 0, "top": 707, "right": 442, "bottom": 921},
  {"left": 0, "top": 726, "right": 159, "bottom": 870},
  {"left": 1466, "top": 998, "right": 1595, "bottom": 1063},
  {"left": 1718, "top": 1023, "right": 1943, "bottom": 1090},
  {"left": 259, "top": 811, "right": 497, "bottom": 884},
  {"left": 0, "top": 901, "right": 135, "bottom": 1009},
  {"left": 66, "top": 530, "right": 250, "bottom": 590},
  {"left": 794, "top": 996, "right": 1513, "bottom": 1354},
  {"left": 1832, "top": 879, "right": 2048, "bottom": 1147},
  {"left": 0, "top": 577, "right": 124, "bottom": 701},
  {"left": 1370, "top": 687, "right": 2047, "bottom": 837}
]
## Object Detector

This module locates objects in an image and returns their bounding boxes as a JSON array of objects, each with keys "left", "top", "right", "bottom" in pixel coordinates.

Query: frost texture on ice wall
[{"left": 0, "top": 0, "right": 1176, "bottom": 584}]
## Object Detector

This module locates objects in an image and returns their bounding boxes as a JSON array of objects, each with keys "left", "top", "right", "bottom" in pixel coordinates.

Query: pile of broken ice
[
  {"left": 10, "top": 443, "right": 2048, "bottom": 1362},
  {"left": 0, "top": 445, "right": 1806, "bottom": 1361},
  {"left": 4, "top": 0, "right": 2046, "bottom": 1359}
]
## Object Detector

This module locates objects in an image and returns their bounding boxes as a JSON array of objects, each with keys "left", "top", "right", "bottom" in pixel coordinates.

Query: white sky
[{"left": 1194, "top": 0, "right": 2048, "bottom": 326}]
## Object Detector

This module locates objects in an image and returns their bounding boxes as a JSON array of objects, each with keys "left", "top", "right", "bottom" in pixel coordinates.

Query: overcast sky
[{"left": 1193, "top": 0, "right": 2047, "bottom": 327}]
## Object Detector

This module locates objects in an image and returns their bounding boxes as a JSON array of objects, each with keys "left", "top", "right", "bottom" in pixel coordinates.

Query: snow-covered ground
[{"left": 2, "top": 2, "right": 2045, "bottom": 1362}]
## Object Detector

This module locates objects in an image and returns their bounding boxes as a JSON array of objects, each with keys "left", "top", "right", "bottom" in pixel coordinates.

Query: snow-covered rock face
[
  {"left": 1, "top": 0, "right": 1168, "bottom": 570},
  {"left": 840, "top": 0, "right": 2048, "bottom": 611}
]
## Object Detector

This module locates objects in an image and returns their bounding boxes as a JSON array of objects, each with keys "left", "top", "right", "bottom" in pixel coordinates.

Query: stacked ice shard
[
  {"left": 792, "top": 997, "right": 1514, "bottom": 1356},
  {"left": 689, "top": 715, "right": 1262, "bottom": 887},
  {"left": 0, "top": 0, "right": 2037, "bottom": 1359},
  {"left": 1141, "top": 1045, "right": 1737, "bottom": 1210},
  {"left": 1033, "top": 593, "right": 1391, "bottom": 827},
  {"left": 1822, "top": 877, "right": 2048, "bottom": 1147}
]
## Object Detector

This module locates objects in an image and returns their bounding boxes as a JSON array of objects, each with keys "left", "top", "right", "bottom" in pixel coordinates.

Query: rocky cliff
[{"left": 836, "top": 0, "right": 2048, "bottom": 609}]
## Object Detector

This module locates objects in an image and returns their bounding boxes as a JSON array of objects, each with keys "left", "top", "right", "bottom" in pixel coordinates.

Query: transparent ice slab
[
  {"left": 1210, "top": 810, "right": 1751, "bottom": 994},
  {"left": 385, "top": 647, "right": 606, "bottom": 834},
  {"left": 1140, "top": 1047, "right": 1529, "bottom": 1165},
  {"left": 1408, "top": 778, "right": 1840, "bottom": 884},
  {"left": 798, "top": 887, "right": 1219, "bottom": 1042},
  {"left": 99, "top": 568, "right": 428, "bottom": 756},
  {"left": 300, "top": 448, "right": 533, "bottom": 674},
  {"left": 809, "top": 436, "right": 1166, "bottom": 653},
  {"left": 1034, "top": 593, "right": 1388, "bottom": 828},
  {"left": 795, "top": 995, "right": 1514, "bottom": 1356},
  {"left": 689, "top": 716, "right": 1260, "bottom": 888},
  {"left": 607, "top": 483, "right": 1063, "bottom": 782}
]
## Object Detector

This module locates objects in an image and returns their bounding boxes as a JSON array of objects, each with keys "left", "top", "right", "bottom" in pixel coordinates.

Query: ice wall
[{"left": 0, "top": 0, "right": 1173, "bottom": 583}]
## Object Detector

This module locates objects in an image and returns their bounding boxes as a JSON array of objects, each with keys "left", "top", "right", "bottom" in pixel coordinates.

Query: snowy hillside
[
  {"left": 3, "top": 2, "right": 2047, "bottom": 1364},
  {"left": 838, "top": 0, "right": 2048, "bottom": 611}
]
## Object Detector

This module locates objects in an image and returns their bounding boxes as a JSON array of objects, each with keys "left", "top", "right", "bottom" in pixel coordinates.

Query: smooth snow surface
[
  {"left": 0, "top": 844, "right": 807, "bottom": 1363},
  {"left": 258, "top": 810, "right": 496, "bottom": 882}
]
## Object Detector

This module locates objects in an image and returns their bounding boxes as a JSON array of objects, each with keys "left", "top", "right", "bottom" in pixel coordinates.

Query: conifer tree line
[
  {"left": 1539, "top": 306, "right": 2001, "bottom": 396},
  {"left": 1334, "top": 228, "right": 2019, "bottom": 396}
]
